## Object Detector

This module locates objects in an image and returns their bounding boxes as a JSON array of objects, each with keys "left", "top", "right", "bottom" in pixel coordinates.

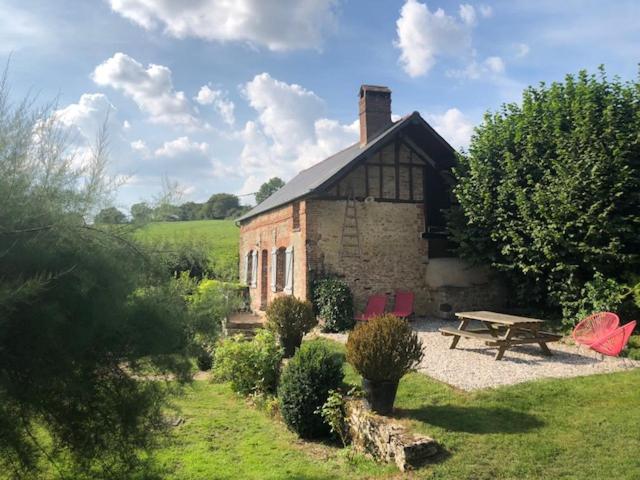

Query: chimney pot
[{"left": 359, "top": 84, "right": 392, "bottom": 145}]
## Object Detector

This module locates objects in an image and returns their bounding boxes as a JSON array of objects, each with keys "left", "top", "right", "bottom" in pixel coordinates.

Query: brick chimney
[{"left": 359, "top": 85, "right": 392, "bottom": 145}]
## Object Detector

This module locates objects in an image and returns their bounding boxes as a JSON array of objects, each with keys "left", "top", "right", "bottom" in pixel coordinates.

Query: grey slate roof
[{"left": 237, "top": 111, "right": 454, "bottom": 223}]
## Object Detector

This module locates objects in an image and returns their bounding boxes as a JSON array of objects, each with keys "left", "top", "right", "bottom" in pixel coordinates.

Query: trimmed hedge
[
  {"left": 278, "top": 341, "right": 344, "bottom": 439},
  {"left": 313, "top": 277, "right": 355, "bottom": 332},
  {"left": 266, "top": 296, "right": 317, "bottom": 357}
]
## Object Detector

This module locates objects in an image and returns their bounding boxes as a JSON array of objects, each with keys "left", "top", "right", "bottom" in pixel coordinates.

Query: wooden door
[{"left": 260, "top": 249, "right": 268, "bottom": 309}]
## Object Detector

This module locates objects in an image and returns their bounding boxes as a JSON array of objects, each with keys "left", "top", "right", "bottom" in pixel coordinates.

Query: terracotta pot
[{"left": 362, "top": 378, "right": 399, "bottom": 415}]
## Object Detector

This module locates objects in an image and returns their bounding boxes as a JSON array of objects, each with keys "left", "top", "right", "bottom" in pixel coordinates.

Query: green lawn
[
  {"left": 145, "top": 338, "right": 640, "bottom": 479},
  {"left": 134, "top": 220, "right": 239, "bottom": 280}
]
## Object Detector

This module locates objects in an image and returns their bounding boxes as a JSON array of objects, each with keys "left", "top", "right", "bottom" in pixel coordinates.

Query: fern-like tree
[
  {"left": 0, "top": 70, "right": 201, "bottom": 478},
  {"left": 449, "top": 67, "right": 640, "bottom": 324}
]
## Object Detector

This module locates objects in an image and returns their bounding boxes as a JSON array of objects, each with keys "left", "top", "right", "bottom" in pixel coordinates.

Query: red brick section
[{"left": 238, "top": 201, "right": 309, "bottom": 312}]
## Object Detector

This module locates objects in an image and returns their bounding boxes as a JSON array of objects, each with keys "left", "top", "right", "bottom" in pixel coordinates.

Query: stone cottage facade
[{"left": 237, "top": 85, "right": 504, "bottom": 318}]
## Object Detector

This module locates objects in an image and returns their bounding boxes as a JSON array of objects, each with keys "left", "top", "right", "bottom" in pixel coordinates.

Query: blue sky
[{"left": 2, "top": 0, "right": 639, "bottom": 209}]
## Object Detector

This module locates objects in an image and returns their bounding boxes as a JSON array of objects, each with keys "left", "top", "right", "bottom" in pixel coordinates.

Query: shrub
[
  {"left": 213, "top": 330, "right": 283, "bottom": 395},
  {"left": 313, "top": 277, "right": 355, "bottom": 332},
  {"left": 278, "top": 341, "right": 344, "bottom": 439},
  {"left": 196, "top": 351, "right": 213, "bottom": 371},
  {"left": 266, "top": 296, "right": 317, "bottom": 357},
  {"left": 346, "top": 314, "right": 423, "bottom": 383}
]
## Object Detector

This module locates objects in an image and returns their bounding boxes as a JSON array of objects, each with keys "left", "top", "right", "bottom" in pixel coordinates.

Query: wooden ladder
[{"left": 340, "top": 191, "right": 361, "bottom": 259}]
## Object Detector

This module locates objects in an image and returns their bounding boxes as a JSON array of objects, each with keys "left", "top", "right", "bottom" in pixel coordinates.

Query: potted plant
[
  {"left": 346, "top": 314, "right": 423, "bottom": 414},
  {"left": 266, "top": 295, "right": 317, "bottom": 357}
]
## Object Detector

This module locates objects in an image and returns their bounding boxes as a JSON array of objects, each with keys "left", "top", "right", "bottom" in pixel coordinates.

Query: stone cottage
[{"left": 237, "top": 85, "right": 504, "bottom": 318}]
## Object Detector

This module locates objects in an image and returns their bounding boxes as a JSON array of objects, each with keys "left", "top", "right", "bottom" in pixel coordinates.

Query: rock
[{"left": 345, "top": 399, "right": 438, "bottom": 471}]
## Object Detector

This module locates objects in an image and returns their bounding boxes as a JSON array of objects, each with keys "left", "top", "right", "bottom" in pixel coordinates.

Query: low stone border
[{"left": 345, "top": 399, "right": 438, "bottom": 471}]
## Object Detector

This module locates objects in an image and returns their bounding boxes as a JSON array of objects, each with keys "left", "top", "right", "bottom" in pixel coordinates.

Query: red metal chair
[
  {"left": 391, "top": 290, "right": 414, "bottom": 320},
  {"left": 572, "top": 312, "right": 619, "bottom": 346},
  {"left": 356, "top": 294, "right": 387, "bottom": 321},
  {"left": 590, "top": 321, "right": 637, "bottom": 357}
]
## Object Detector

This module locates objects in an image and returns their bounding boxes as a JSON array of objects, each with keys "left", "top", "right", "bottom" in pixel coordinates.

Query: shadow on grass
[{"left": 395, "top": 405, "right": 544, "bottom": 434}]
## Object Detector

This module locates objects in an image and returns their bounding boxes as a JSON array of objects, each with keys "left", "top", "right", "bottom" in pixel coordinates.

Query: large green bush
[
  {"left": 346, "top": 314, "right": 423, "bottom": 383},
  {"left": 449, "top": 67, "right": 640, "bottom": 325},
  {"left": 313, "top": 277, "right": 355, "bottom": 332},
  {"left": 278, "top": 341, "right": 344, "bottom": 439},
  {"left": 213, "top": 330, "right": 283, "bottom": 395},
  {"left": 266, "top": 296, "right": 317, "bottom": 357}
]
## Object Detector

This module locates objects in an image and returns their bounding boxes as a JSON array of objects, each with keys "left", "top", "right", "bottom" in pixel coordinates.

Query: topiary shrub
[
  {"left": 278, "top": 341, "right": 344, "bottom": 439},
  {"left": 313, "top": 277, "right": 355, "bottom": 333},
  {"left": 266, "top": 296, "right": 317, "bottom": 357},
  {"left": 212, "top": 330, "right": 283, "bottom": 395},
  {"left": 346, "top": 314, "right": 423, "bottom": 414}
]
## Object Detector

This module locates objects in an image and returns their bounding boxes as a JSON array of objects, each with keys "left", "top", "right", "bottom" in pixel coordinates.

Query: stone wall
[
  {"left": 306, "top": 198, "right": 430, "bottom": 314},
  {"left": 238, "top": 201, "right": 308, "bottom": 312},
  {"left": 345, "top": 399, "right": 438, "bottom": 472}
]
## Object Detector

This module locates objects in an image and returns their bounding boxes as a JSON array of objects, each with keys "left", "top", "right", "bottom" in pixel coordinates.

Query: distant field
[{"left": 134, "top": 220, "right": 239, "bottom": 280}]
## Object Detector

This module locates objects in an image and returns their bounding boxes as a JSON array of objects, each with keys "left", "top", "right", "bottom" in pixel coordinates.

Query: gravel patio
[{"left": 317, "top": 318, "right": 640, "bottom": 391}]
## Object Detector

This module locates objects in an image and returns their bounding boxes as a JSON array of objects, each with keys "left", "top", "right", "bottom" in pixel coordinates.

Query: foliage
[
  {"left": 178, "top": 201, "right": 203, "bottom": 221},
  {"left": 196, "top": 352, "right": 213, "bottom": 371},
  {"left": 346, "top": 314, "right": 423, "bottom": 383},
  {"left": 134, "top": 219, "right": 239, "bottom": 281},
  {"left": 278, "top": 342, "right": 344, "bottom": 439},
  {"left": 313, "top": 277, "right": 355, "bottom": 332},
  {"left": 157, "top": 240, "right": 213, "bottom": 279},
  {"left": 0, "top": 73, "right": 197, "bottom": 477},
  {"left": 449, "top": 67, "right": 640, "bottom": 325},
  {"left": 255, "top": 177, "right": 285, "bottom": 204},
  {"left": 213, "top": 330, "right": 283, "bottom": 395},
  {"left": 201, "top": 193, "right": 241, "bottom": 219},
  {"left": 130, "top": 202, "right": 154, "bottom": 223},
  {"left": 94, "top": 206, "right": 126, "bottom": 224},
  {"left": 316, "top": 388, "right": 360, "bottom": 447},
  {"left": 266, "top": 295, "right": 317, "bottom": 356},
  {"left": 561, "top": 272, "right": 632, "bottom": 325}
]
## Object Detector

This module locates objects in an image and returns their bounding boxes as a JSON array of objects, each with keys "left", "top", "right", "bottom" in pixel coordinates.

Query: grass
[
  {"left": 8, "top": 337, "right": 640, "bottom": 479},
  {"left": 134, "top": 220, "right": 239, "bottom": 280}
]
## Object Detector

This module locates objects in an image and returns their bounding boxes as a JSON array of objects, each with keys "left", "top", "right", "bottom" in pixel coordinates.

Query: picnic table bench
[{"left": 439, "top": 311, "right": 562, "bottom": 360}]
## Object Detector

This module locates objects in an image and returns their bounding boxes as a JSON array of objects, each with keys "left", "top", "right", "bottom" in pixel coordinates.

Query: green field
[{"left": 134, "top": 220, "right": 240, "bottom": 280}]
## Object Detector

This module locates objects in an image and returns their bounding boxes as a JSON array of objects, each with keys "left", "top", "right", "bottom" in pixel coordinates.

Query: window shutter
[
  {"left": 251, "top": 251, "right": 258, "bottom": 288},
  {"left": 271, "top": 248, "right": 277, "bottom": 292},
  {"left": 242, "top": 252, "right": 249, "bottom": 285},
  {"left": 284, "top": 246, "right": 294, "bottom": 294}
]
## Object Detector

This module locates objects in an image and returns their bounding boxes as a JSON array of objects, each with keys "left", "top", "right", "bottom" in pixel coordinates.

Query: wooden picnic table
[{"left": 439, "top": 311, "right": 562, "bottom": 360}]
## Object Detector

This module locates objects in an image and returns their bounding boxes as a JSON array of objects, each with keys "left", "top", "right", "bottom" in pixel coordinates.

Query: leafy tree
[
  {"left": 0, "top": 73, "right": 207, "bottom": 477},
  {"left": 130, "top": 202, "right": 153, "bottom": 223},
  {"left": 449, "top": 67, "right": 640, "bottom": 325},
  {"left": 178, "top": 201, "right": 202, "bottom": 221},
  {"left": 201, "top": 193, "right": 240, "bottom": 219},
  {"left": 94, "top": 206, "right": 126, "bottom": 224},
  {"left": 255, "top": 177, "right": 285, "bottom": 204}
]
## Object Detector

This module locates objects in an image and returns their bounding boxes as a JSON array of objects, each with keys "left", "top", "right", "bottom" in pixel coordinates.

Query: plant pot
[{"left": 362, "top": 378, "right": 399, "bottom": 415}]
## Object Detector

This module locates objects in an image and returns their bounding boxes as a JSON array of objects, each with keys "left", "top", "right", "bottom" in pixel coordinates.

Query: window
[
  {"left": 292, "top": 201, "right": 300, "bottom": 230},
  {"left": 276, "top": 247, "right": 286, "bottom": 291},
  {"left": 271, "top": 246, "right": 294, "bottom": 294},
  {"left": 245, "top": 251, "right": 252, "bottom": 285}
]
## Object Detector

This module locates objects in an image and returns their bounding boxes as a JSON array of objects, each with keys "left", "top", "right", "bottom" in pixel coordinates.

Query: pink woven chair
[
  {"left": 590, "top": 320, "right": 636, "bottom": 357},
  {"left": 572, "top": 312, "right": 619, "bottom": 346},
  {"left": 391, "top": 290, "right": 415, "bottom": 320},
  {"left": 356, "top": 294, "right": 387, "bottom": 321}
]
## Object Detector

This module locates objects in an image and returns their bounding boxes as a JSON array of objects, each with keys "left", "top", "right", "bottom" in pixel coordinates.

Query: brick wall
[{"left": 238, "top": 201, "right": 308, "bottom": 312}]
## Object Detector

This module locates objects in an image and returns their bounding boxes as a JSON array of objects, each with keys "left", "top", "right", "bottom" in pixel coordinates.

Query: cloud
[
  {"left": 427, "top": 108, "right": 474, "bottom": 150},
  {"left": 92, "top": 52, "right": 200, "bottom": 127},
  {"left": 130, "top": 139, "right": 150, "bottom": 157},
  {"left": 395, "top": 0, "right": 472, "bottom": 77},
  {"left": 479, "top": 5, "right": 493, "bottom": 18},
  {"left": 107, "top": 0, "right": 338, "bottom": 51},
  {"left": 514, "top": 43, "right": 530, "bottom": 58},
  {"left": 447, "top": 55, "right": 506, "bottom": 80},
  {"left": 55, "top": 93, "right": 117, "bottom": 138},
  {"left": 195, "top": 85, "right": 235, "bottom": 125},
  {"left": 154, "top": 136, "right": 209, "bottom": 157},
  {"left": 238, "top": 72, "right": 358, "bottom": 184}
]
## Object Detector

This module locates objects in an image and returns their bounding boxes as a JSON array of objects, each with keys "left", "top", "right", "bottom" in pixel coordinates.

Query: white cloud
[
  {"left": 428, "top": 108, "right": 474, "bottom": 150},
  {"left": 395, "top": 0, "right": 472, "bottom": 77},
  {"left": 107, "top": 0, "right": 338, "bottom": 51},
  {"left": 515, "top": 43, "right": 530, "bottom": 58},
  {"left": 238, "top": 73, "right": 358, "bottom": 183},
  {"left": 155, "top": 136, "right": 209, "bottom": 157},
  {"left": 92, "top": 52, "right": 199, "bottom": 127},
  {"left": 130, "top": 139, "right": 150, "bottom": 157},
  {"left": 55, "top": 93, "right": 116, "bottom": 137},
  {"left": 123, "top": 120, "right": 131, "bottom": 130},
  {"left": 479, "top": 5, "right": 493, "bottom": 18},
  {"left": 459, "top": 4, "right": 476, "bottom": 26},
  {"left": 195, "top": 85, "right": 235, "bottom": 125},
  {"left": 447, "top": 55, "right": 506, "bottom": 80}
]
